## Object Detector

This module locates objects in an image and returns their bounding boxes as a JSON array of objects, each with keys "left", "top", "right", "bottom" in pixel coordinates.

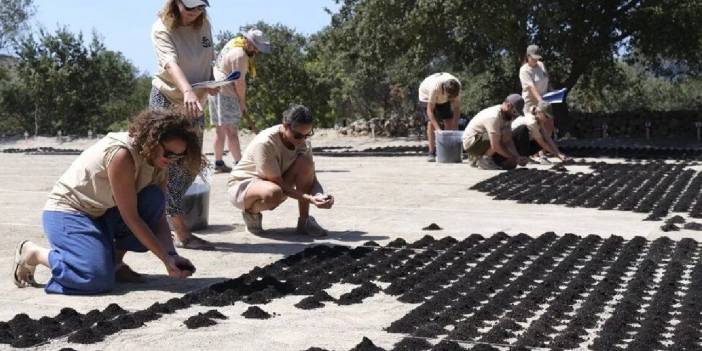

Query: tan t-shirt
[
  {"left": 463, "top": 105, "right": 511, "bottom": 141},
  {"left": 228, "top": 125, "right": 312, "bottom": 186},
  {"left": 418, "top": 73, "right": 460, "bottom": 104},
  {"left": 213, "top": 42, "right": 248, "bottom": 97},
  {"left": 511, "top": 114, "right": 543, "bottom": 140},
  {"left": 44, "top": 133, "right": 166, "bottom": 218},
  {"left": 151, "top": 18, "right": 214, "bottom": 105},
  {"left": 519, "top": 61, "right": 549, "bottom": 109}
]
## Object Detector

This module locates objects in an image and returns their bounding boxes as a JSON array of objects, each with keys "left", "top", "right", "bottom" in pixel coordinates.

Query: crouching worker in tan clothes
[
  {"left": 12, "top": 109, "right": 202, "bottom": 294},
  {"left": 462, "top": 94, "right": 529, "bottom": 170},
  {"left": 228, "top": 104, "right": 334, "bottom": 237}
]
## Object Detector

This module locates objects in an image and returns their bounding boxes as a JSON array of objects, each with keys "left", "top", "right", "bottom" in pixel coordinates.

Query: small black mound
[
  {"left": 67, "top": 328, "right": 104, "bottom": 344},
  {"left": 93, "top": 321, "right": 119, "bottom": 335},
  {"left": 338, "top": 283, "right": 381, "bottom": 305},
  {"left": 431, "top": 340, "right": 467, "bottom": 351},
  {"left": 350, "top": 336, "right": 386, "bottom": 351},
  {"left": 242, "top": 306, "right": 272, "bottom": 319},
  {"left": 295, "top": 296, "right": 325, "bottom": 310},
  {"left": 667, "top": 215, "right": 686, "bottom": 224},
  {"left": 387, "top": 238, "right": 408, "bottom": 248},
  {"left": 184, "top": 314, "right": 217, "bottom": 329},
  {"left": 363, "top": 241, "right": 381, "bottom": 247},
  {"left": 422, "top": 223, "right": 442, "bottom": 231},
  {"left": 392, "top": 337, "right": 432, "bottom": 350},
  {"left": 661, "top": 223, "right": 680, "bottom": 232},
  {"left": 202, "top": 310, "right": 227, "bottom": 320},
  {"left": 683, "top": 222, "right": 702, "bottom": 230},
  {"left": 113, "top": 315, "right": 143, "bottom": 329},
  {"left": 102, "top": 303, "right": 128, "bottom": 320}
]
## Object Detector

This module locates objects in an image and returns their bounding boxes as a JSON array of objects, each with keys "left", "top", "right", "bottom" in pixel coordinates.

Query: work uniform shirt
[
  {"left": 512, "top": 114, "right": 543, "bottom": 140},
  {"left": 228, "top": 125, "right": 312, "bottom": 186},
  {"left": 418, "top": 73, "right": 460, "bottom": 104},
  {"left": 463, "top": 105, "right": 511, "bottom": 143},
  {"left": 151, "top": 18, "right": 214, "bottom": 105},
  {"left": 44, "top": 133, "right": 165, "bottom": 218},
  {"left": 519, "top": 62, "right": 549, "bottom": 110},
  {"left": 212, "top": 41, "right": 249, "bottom": 97}
]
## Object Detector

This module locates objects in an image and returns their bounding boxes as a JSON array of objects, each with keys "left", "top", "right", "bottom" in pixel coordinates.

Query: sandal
[
  {"left": 174, "top": 234, "right": 215, "bottom": 251},
  {"left": 115, "top": 263, "right": 145, "bottom": 284},
  {"left": 13, "top": 240, "right": 38, "bottom": 288}
]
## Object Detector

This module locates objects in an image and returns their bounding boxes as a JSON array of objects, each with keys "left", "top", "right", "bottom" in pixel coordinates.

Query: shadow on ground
[{"left": 110, "top": 276, "right": 226, "bottom": 296}]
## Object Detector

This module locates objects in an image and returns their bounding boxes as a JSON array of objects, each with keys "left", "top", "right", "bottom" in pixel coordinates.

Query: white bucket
[
  {"left": 183, "top": 174, "right": 210, "bottom": 231},
  {"left": 435, "top": 130, "right": 463, "bottom": 163}
]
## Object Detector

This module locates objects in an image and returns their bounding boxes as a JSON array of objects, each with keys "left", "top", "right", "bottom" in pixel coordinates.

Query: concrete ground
[{"left": 0, "top": 131, "right": 693, "bottom": 350}]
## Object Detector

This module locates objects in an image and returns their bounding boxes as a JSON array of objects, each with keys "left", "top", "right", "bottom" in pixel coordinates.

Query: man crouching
[{"left": 227, "top": 104, "right": 334, "bottom": 237}]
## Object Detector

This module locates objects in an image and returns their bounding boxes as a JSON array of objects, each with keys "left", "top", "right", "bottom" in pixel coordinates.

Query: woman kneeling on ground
[
  {"left": 228, "top": 104, "right": 334, "bottom": 237},
  {"left": 12, "top": 109, "right": 202, "bottom": 294}
]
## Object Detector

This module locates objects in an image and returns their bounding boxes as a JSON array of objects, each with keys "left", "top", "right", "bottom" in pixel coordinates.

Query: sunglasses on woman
[{"left": 161, "top": 143, "right": 187, "bottom": 161}]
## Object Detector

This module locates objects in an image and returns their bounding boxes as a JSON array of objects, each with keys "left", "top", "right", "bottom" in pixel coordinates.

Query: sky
[{"left": 32, "top": 0, "right": 340, "bottom": 74}]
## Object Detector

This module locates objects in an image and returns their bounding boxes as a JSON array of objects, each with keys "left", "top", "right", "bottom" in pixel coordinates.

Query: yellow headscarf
[{"left": 227, "top": 36, "right": 256, "bottom": 78}]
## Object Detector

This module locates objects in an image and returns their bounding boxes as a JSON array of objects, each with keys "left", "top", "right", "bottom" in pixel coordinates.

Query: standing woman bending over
[
  {"left": 12, "top": 109, "right": 202, "bottom": 294},
  {"left": 150, "top": 0, "right": 218, "bottom": 250}
]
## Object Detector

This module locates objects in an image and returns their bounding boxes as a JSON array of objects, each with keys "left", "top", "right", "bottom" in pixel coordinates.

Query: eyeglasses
[
  {"left": 161, "top": 143, "right": 186, "bottom": 161},
  {"left": 290, "top": 128, "right": 314, "bottom": 140}
]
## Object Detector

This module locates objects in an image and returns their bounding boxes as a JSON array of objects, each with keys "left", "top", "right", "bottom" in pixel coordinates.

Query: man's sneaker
[
  {"left": 427, "top": 152, "right": 436, "bottom": 162},
  {"left": 297, "top": 216, "right": 328, "bottom": 237},
  {"left": 242, "top": 211, "right": 263, "bottom": 234},
  {"left": 477, "top": 156, "right": 501, "bottom": 170},
  {"left": 214, "top": 161, "right": 232, "bottom": 173}
]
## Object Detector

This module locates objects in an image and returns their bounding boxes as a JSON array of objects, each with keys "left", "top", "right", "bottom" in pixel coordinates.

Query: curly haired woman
[
  {"left": 12, "top": 109, "right": 204, "bottom": 295},
  {"left": 150, "top": 0, "right": 218, "bottom": 250}
]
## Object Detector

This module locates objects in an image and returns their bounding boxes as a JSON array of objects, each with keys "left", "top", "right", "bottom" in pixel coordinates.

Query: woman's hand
[
  {"left": 164, "top": 255, "right": 193, "bottom": 278},
  {"left": 183, "top": 90, "right": 203, "bottom": 118}
]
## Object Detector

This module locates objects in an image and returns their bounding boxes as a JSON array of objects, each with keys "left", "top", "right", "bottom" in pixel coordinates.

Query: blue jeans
[{"left": 42, "top": 185, "right": 165, "bottom": 295}]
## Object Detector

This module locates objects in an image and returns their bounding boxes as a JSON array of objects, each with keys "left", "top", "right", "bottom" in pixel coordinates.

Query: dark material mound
[
  {"left": 338, "top": 283, "right": 381, "bottom": 305},
  {"left": 5, "top": 232, "right": 702, "bottom": 350},
  {"left": 242, "top": 306, "right": 272, "bottom": 319},
  {"left": 422, "top": 223, "right": 442, "bottom": 231},
  {"left": 202, "top": 310, "right": 227, "bottom": 320},
  {"left": 93, "top": 321, "right": 119, "bottom": 335},
  {"left": 102, "top": 303, "right": 128, "bottom": 319},
  {"left": 67, "top": 328, "right": 104, "bottom": 344},
  {"left": 295, "top": 296, "right": 325, "bottom": 310},
  {"left": 183, "top": 314, "right": 217, "bottom": 329},
  {"left": 684, "top": 222, "right": 702, "bottom": 230},
  {"left": 431, "top": 340, "right": 467, "bottom": 351},
  {"left": 350, "top": 336, "right": 386, "bottom": 351},
  {"left": 667, "top": 215, "right": 686, "bottom": 224},
  {"left": 363, "top": 241, "right": 381, "bottom": 247},
  {"left": 550, "top": 163, "right": 568, "bottom": 172},
  {"left": 304, "top": 348, "right": 331, "bottom": 351},
  {"left": 113, "top": 315, "right": 143, "bottom": 329},
  {"left": 661, "top": 223, "right": 680, "bottom": 232},
  {"left": 471, "top": 162, "right": 702, "bottom": 221},
  {"left": 392, "top": 337, "right": 433, "bottom": 350}
]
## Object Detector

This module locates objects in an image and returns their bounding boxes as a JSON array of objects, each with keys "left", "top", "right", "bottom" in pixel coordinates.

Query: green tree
[
  {"left": 315, "top": 0, "right": 702, "bottom": 118},
  {"left": 0, "top": 0, "right": 34, "bottom": 51},
  {"left": 1, "top": 27, "right": 145, "bottom": 135}
]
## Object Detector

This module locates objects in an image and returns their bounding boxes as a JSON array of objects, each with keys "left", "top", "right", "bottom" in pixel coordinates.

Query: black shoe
[{"left": 214, "top": 161, "right": 232, "bottom": 173}]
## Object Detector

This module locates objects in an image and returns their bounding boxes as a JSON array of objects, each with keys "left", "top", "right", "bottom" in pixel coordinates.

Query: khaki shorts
[
  {"left": 463, "top": 133, "right": 491, "bottom": 157},
  {"left": 228, "top": 178, "right": 256, "bottom": 210}
]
